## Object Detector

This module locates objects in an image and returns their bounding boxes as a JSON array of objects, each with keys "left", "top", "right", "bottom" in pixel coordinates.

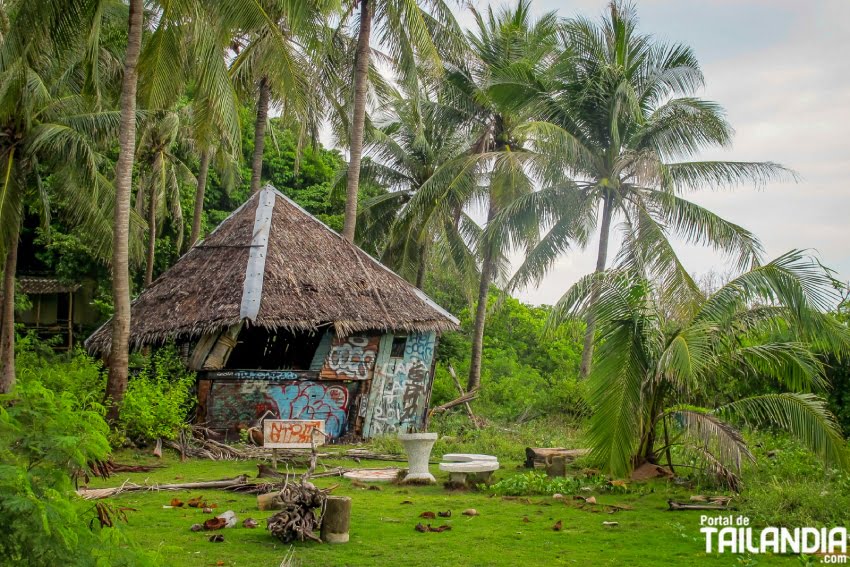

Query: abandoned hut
[{"left": 86, "top": 185, "right": 458, "bottom": 442}]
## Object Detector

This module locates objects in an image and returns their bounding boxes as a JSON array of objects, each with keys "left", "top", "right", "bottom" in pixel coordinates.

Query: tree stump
[
  {"left": 257, "top": 492, "right": 284, "bottom": 511},
  {"left": 546, "top": 456, "right": 566, "bottom": 477},
  {"left": 320, "top": 496, "right": 352, "bottom": 544}
]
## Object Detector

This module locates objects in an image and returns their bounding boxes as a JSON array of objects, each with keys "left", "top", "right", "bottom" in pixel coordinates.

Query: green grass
[{"left": 89, "top": 450, "right": 801, "bottom": 566}]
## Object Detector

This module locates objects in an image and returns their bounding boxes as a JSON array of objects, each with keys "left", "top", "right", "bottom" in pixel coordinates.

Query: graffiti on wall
[
  {"left": 367, "top": 332, "right": 436, "bottom": 436},
  {"left": 263, "top": 419, "right": 325, "bottom": 448},
  {"left": 205, "top": 370, "right": 306, "bottom": 381},
  {"left": 319, "top": 335, "right": 379, "bottom": 380},
  {"left": 205, "top": 380, "right": 352, "bottom": 439}
]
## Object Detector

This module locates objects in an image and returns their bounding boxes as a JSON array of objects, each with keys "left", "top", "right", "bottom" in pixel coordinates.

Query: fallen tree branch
[
  {"left": 77, "top": 475, "right": 249, "bottom": 500},
  {"left": 431, "top": 389, "right": 479, "bottom": 413},
  {"left": 667, "top": 500, "right": 736, "bottom": 511}
]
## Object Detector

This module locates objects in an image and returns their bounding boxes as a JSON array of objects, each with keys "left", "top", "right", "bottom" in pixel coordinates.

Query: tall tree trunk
[
  {"left": 467, "top": 207, "right": 497, "bottom": 392},
  {"left": 106, "top": 0, "right": 143, "bottom": 422},
  {"left": 250, "top": 77, "right": 270, "bottom": 195},
  {"left": 144, "top": 186, "right": 157, "bottom": 287},
  {"left": 0, "top": 218, "right": 20, "bottom": 394},
  {"left": 189, "top": 150, "right": 210, "bottom": 247},
  {"left": 341, "top": 0, "right": 372, "bottom": 242},
  {"left": 579, "top": 192, "right": 614, "bottom": 379},
  {"left": 415, "top": 239, "right": 428, "bottom": 289}
]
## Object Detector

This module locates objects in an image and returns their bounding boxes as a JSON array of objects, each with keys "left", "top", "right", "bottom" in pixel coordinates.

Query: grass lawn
[{"left": 86, "top": 450, "right": 802, "bottom": 566}]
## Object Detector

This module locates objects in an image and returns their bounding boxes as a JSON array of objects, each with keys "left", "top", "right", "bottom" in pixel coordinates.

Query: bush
[
  {"left": 0, "top": 380, "right": 156, "bottom": 566},
  {"left": 16, "top": 333, "right": 106, "bottom": 408},
  {"left": 486, "top": 471, "right": 614, "bottom": 496},
  {"left": 115, "top": 344, "right": 196, "bottom": 444},
  {"left": 739, "top": 432, "right": 850, "bottom": 527}
]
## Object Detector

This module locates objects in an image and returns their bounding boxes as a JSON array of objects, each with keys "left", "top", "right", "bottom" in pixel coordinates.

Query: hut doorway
[{"left": 226, "top": 327, "right": 324, "bottom": 370}]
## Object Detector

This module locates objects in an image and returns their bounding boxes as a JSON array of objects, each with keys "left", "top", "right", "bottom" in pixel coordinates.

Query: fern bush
[{"left": 0, "top": 380, "right": 156, "bottom": 565}]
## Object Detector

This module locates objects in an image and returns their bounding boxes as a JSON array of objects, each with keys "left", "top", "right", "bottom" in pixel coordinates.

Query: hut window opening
[
  {"left": 226, "top": 327, "right": 323, "bottom": 370},
  {"left": 390, "top": 335, "right": 407, "bottom": 358}
]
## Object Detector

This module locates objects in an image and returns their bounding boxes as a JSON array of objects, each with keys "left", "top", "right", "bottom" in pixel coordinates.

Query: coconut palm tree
[
  {"left": 401, "top": 1, "right": 562, "bottom": 392},
  {"left": 136, "top": 3, "right": 242, "bottom": 248},
  {"left": 355, "top": 91, "right": 479, "bottom": 290},
  {"left": 228, "top": 1, "right": 338, "bottom": 196},
  {"left": 339, "top": 0, "right": 464, "bottom": 242},
  {"left": 0, "top": 4, "right": 127, "bottom": 392},
  {"left": 135, "top": 110, "right": 196, "bottom": 286},
  {"left": 105, "top": 0, "right": 144, "bottom": 421},
  {"left": 549, "top": 250, "right": 850, "bottom": 488},
  {"left": 502, "top": 2, "right": 795, "bottom": 379}
]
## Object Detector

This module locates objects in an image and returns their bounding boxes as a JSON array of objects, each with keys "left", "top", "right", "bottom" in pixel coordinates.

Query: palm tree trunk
[
  {"left": 250, "top": 77, "right": 270, "bottom": 195},
  {"left": 106, "top": 0, "right": 143, "bottom": 422},
  {"left": 415, "top": 239, "right": 428, "bottom": 289},
  {"left": 341, "top": 0, "right": 373, "bottom": 242},
  {"left": 467, "top": 207, "right": 497, "bottom": 392},
  {"left": 144, "top": 186, "right": 157, "bottom": 287},
  {"left": 579, "top": 192, "right": 614, "bottom": 379},
  {"left": 0, "top": 218, "right": 20, "bottom": 394},
  {"left": 189, "top": 150, "right": 210, "bottom": 247}
]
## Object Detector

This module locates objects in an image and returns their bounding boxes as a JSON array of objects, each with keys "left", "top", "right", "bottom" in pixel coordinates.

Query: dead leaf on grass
[{"left": 203, "top": 517, "right": 227, "bottom": 531}]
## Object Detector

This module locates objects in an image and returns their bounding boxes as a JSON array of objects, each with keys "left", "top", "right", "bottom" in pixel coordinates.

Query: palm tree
[
  {"left": 355, "top": 91, "right": 479, "bottom": 290},
  {"left": 106, "top": 0, "right": 144, "bottom": 420},
  {"left": 402, "top": 1, "right": 562, "bottom": 392},
  {"left": 503, "top": 2, "right": 794, "bottom": 379},
  {"left": 135, "top": 110, "right": 196, "bottom": 286},
  {"left": 228, "top": 1, "right": 336, "bottom": 196},
  {"left": 0, "top": 3, "right": 126, "bottom": 392},
  {"left": 549, "top": 250, "right": 849, "bottom": 488},
  {"left": 340, "top": 0, "right": 463, "bottom": 242},
  {"left": 136, "top": 3, "right": 242, "bottom": 248}
]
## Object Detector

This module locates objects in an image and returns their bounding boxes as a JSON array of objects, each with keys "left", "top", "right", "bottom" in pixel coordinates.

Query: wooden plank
[{"left": 263, "top": 419, "right": 326, "bottom": 449}]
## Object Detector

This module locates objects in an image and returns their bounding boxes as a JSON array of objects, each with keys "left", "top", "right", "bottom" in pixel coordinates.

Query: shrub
[
  {"left": 16, "top": 333, "right": 106, "bottom": 408},
  {"left": 115, "top": 343, "right": 196, "bottom": 444},
  {"left": 739, "top": 432, "right": 850, "bottom": 527},
  {"left": 486, "top": 471, "right": 614, "bottom": 496},
  {"left": 0, "top": 380, "right": 156, "bottom": 566}
]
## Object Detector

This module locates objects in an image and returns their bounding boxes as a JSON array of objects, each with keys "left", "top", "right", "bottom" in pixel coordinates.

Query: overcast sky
[{"left": 469, "top": 0, "right": 850, "bottom": 305}]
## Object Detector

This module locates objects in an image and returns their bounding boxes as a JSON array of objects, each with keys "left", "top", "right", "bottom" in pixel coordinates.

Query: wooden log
[
  {"left": 525, "top": 448, "right": 590, "bottom": 469},
  {"left": 320, "top": 496, "right": 352, "bottom": 544}
]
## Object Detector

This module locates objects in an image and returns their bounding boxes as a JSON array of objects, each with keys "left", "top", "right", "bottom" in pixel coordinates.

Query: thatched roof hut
[{"left": 86, "top": 185, "right": 458, "bottom": 354}]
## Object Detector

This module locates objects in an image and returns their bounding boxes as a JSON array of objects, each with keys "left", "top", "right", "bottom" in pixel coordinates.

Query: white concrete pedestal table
[{"left": 398, "top": 432, "right": 438, "bottom": 484}]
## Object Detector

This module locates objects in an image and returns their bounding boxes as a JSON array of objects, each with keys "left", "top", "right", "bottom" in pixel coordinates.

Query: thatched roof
[
  {"left": 86, "top": 185, "right": 458, "bottom": 354},
  {"left": 19, "top": 277, "right": 81, "bottom": 294}
]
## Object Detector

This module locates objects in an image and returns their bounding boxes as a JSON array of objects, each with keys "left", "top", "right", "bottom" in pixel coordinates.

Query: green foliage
[
  {"left": 0, "top": 381, "right": 156, "bottom": 565},
  {"left": 16, "top": 333, "right": 106, "bottom": 408},
  {"left": 552, "top": 252, "right": 850, "bottom": 485},
  {"left": 115, "top": 344, "right": 195, "bottom": 444},
  {"left": 739, "top": 432, "right": 850, "bottom": 527},
  {"left": 431, "top": 291, "right": 587, "bottom": 422},
  {"left": 486, "top": 470, "right": 613, "bottom": 496},
  {"left": 365, "top": 414, "right": 581, "bottom": 463}
]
